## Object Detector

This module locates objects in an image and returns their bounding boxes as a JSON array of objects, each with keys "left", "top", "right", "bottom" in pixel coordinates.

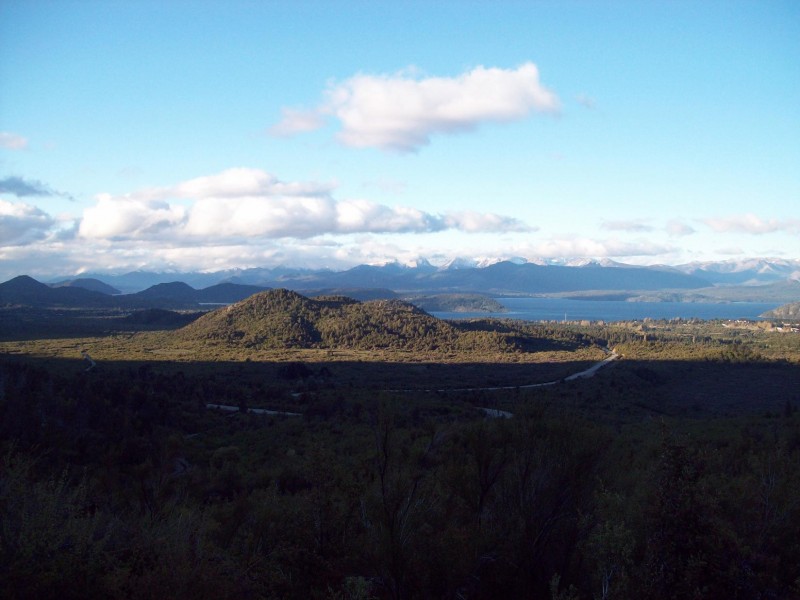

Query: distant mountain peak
[
  {"left": 4, "top": 274, "right": 49, "bottom": 291},
  {"left": 674, "top": 257, "right": 800, "bottom": 285},
  {"left": 50, "top": 278, "right": 121, "bottom": 295},
  {"left": 441, "top": 256, "right": 528, "bottom": 270}
]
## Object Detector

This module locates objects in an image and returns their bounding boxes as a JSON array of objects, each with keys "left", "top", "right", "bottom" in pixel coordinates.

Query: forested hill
[{"left": 176, "top": 288, "right": 549, "bottom": 352}]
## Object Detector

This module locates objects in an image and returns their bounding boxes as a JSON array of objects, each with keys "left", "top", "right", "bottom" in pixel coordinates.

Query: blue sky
[{"left": 0, "top": 0, "right": 798, "bottom": 279}]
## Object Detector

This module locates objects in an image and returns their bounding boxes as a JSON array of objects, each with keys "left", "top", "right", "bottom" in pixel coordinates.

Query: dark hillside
[
  {"left": 50, "top": 277, "right": 120, "bottom": 295},
  {"left": 176, "top": 289, "right": 451, "bottom": 350},
  {"left": 261, "top": 260, "right": 711, "bottom": 294},
  {"left": 123, "top": 308, "right": 203, "bottom": 328},
  {"left": 128, "top": 281, "right": 268, "bottom": 307},
  {"left": 0, "top": 275, "right": 112, "bottom": 307},
  {"left": 130, "top": 281, "right": 197, "bottom": 302},
  {"left": 197, "top": 282, "right": 266, "bottom": 303},
  {"left": 454, "top": 261, "right": 710, "bottom": 293},
  {"left": 176, "top": 289, "right": 549, "bottom": 352}
]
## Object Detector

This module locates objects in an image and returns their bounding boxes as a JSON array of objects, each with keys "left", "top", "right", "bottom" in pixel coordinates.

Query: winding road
[
  {"left": 206, "top": 403, "right": 302, "bottom": 417},
  {"left": 205, "top": 349, "right": 621, "bottom": 420},
  {"left": 392, "top": 348, "right": 620, "bottom": 394}
]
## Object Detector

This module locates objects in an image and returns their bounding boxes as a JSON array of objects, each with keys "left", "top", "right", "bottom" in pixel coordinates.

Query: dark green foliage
[
  {"left": 404, "top": 293, "right": 506, "bottom": 313},
  {"left": 2, "top": 314, "right": 800, "bottom": 598}
]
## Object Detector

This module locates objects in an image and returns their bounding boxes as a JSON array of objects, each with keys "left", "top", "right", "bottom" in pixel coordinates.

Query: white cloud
[
  {"left": 444, "top": 211, "right": 532, "bottom": 233},
  {"left": 335, "top": 199, "right": 437, "bottom": 233},
  {"left": 274, "top": 63, "right": 559, "bottom": 152},
  {"left": 269, "top": 107, "right": 326, "bottom": 137},
  {"left": 704, "top": 214, "right": 800, "bottom": 234},
  {"left": 79, "top": 194, "right": 186, "bottom": 239},
  {"left": 184, "top": 195, "right": 338, "bottom": 238},
  {"left": 0, "top": 199, "right": 56, "bottom": 245},
  {"left": 0, "top": 132, "right": 28, "bottom": 150},
  {"left": 77, "top": 168, "right": 529, "bottom": 241}
]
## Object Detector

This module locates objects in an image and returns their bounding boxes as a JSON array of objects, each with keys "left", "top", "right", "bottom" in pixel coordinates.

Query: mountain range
[
  {"left": 45, "top": 257, "right": 800, "bottom": 294},
  {"left": 0, "top": 276, "right": 270, "bottom": 309},
  {"left": 1, "top": 258, "right": 798, "bottom": 310}
]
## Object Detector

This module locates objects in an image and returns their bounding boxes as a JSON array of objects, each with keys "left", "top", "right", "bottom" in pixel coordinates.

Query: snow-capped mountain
[
  {"left": 674, "top": 258, "right": 800, "bottom": 285},
  {"left": 440, "top": 256, "right": 528, "bottom": 270},
  {"left": 41, "top": 257, "right": 799, "bottom": 293}
]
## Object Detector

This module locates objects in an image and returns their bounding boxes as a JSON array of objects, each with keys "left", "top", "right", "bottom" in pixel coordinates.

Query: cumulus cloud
[
  {"left": 601, "top": 219, "right": 654, "bottom": 233},
  {"left": 77, "top": 167, "right": 528, "bottom": 241},
  {"left": 0, "top": 132, "right": 28, "bottom": 150},
  {"left": 184, "top": 195, "right": 338, "bottom": 238},
  {"left": 0, "top": 199, "right": 56, "bottom": 245},
  {"left": 335, "top": 199, "right": 437, "bottom": 234},
  {"left": 0, "top": 176, "right": 74, "bottom": 200},
  {"left": 703, "top": 214, "right": 800, "bottom": 235},
  {"left": 79, "top": 194, "right": 186, "bottom": 240},
  {"left": 273, "top": 63, "right": 559, "bottom": 152}
]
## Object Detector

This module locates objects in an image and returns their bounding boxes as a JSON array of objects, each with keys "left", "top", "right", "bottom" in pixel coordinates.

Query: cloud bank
[
  {"left": 271, "top": 63, "right": 560, "bottom": 151},
  {"left": 3, "top": 166, "right": 795, "bottom": 281},
  {"left": 77, "top": 168, "right": 530, "bottom": 241},
  {"left": 0, "top": 199, "right": 56, "bottom": 245},
  {"left": 704, "top": 214, "right": 800, "bottom": 235}
]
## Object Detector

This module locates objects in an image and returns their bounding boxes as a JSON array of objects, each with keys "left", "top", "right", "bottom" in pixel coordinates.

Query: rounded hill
[
  {"left": 173, "top": 288, "right": 557, "bottom": 353},
  {"left": 176, "top": 288, "right": 464, "bottom": 351}
]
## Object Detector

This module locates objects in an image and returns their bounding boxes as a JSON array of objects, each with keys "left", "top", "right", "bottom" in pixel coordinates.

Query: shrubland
[{"left": 1, "top": 297, "right": 799, "bottom": 599}]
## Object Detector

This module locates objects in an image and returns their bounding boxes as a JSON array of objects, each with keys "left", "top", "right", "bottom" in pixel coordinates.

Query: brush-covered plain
[{"left": 1, "top": 291, "right": 799, "bottom": 599}]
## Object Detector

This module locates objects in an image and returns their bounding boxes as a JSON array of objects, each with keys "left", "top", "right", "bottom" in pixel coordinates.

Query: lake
[{"left": 431, "top": 297, "right": 781, "bottom": 323}]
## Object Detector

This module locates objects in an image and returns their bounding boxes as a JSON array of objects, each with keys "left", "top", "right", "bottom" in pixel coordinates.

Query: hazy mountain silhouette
[
  {"left": 0, "top": 275, "right": 112, "bottom": 307},
  {"left": 50, "top": 278, "right": 121, "bottom": 295}
]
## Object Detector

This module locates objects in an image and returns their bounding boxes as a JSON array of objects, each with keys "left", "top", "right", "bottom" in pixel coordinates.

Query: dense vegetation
[
  {"left": 403, "top": 294, "right": 506, "bottom": 313},
  {"left": 1, "top": 298, "right": 799, "bottom": 599},
  {"left": 177, "top": 289, "right": 553, "bottom": 354}
]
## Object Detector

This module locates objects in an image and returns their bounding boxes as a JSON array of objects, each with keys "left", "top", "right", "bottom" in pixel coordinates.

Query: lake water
[{"left": 431, "top": 297, "right": 781, "bottom": 323}]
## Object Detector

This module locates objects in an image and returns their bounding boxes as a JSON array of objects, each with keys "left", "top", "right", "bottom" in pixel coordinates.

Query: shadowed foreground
[{"left": 1, "top": 349, "right": 799, "bottom": 599}]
